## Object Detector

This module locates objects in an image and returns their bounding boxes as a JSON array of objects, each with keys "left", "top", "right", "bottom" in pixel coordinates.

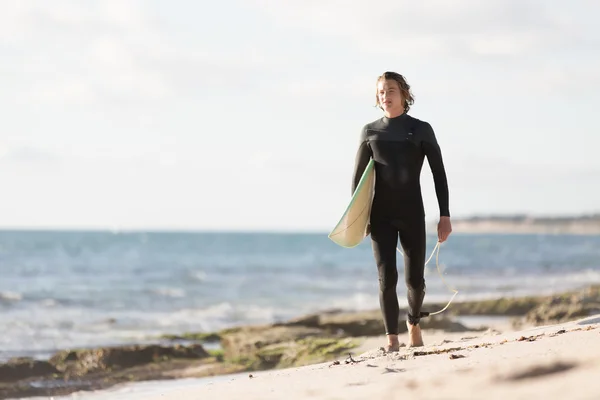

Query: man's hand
[{"left": 437, "top": 216, "right": 452, "bottom": 243}]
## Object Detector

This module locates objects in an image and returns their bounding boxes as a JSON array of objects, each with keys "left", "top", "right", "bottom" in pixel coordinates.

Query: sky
[{"left": 1, "top": 0, "right": 599, "bottom": 232}]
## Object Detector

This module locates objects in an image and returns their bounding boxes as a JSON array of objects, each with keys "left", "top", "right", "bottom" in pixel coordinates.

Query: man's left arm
[{"left": 421, "top": 122, "right": 452, "bottom": 241}]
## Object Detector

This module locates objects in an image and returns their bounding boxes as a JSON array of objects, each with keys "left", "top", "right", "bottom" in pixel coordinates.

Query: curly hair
[{"left": 375, "top": 71, "right": 415, "bottom": 113}]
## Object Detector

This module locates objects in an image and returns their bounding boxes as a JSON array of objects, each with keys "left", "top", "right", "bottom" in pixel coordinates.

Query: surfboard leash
[{"left": 396, "top": 241, "right": 459, "bottom": 318}]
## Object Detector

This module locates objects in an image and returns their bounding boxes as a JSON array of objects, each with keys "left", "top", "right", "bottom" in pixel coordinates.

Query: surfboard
[{"left": 328, "top": 158, "right": 376, "bottom": 248}]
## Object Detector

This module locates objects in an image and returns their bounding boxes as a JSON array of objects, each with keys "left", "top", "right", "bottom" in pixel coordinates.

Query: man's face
[{"left": 377, "top": 79, "right": 404, "bottom": 115}]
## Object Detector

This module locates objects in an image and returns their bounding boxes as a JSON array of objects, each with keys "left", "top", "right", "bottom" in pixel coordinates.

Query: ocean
[{"left": 1, "top": 230, "right": 600, "bottom": 363}]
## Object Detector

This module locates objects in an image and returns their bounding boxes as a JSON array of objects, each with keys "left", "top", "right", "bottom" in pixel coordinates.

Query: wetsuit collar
[{"left": 383, "top": 112, "right": 408, "bottom": 123}]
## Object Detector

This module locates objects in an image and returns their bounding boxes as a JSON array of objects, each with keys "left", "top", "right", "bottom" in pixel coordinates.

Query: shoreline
[
  {"left": 25, "top": 318, "right": 518, "bottom": 400},
  {"left": 2, "top": 284, "right": 599, "bottom": 399},
  {"left": 149, "top": 315, "right": 600, "bottom": 400},
  {"left": 1, "top": 285, "right": 584, "bottom": 364},
  {"left": 43, "top": 314, "right": 600, "bottom": 400}
]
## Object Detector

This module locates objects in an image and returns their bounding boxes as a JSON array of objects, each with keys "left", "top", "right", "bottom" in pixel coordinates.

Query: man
[{"left": 352, "top": 71, "right": 452, "bottom": 350}]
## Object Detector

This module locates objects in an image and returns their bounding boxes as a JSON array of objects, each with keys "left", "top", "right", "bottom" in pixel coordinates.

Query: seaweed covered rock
[
  {"left": 253, "top": 337, "right": 358, "bottom": 370},
  {"left": 49, "top": 344, "right": 209, "bottom": 377},
  {"left": 219, "top": 325, "right": 330, "bottom": 364},
  {"left": 219, "top": 324, "right": 358, "bottom": 370},
  {"left": 525, "top": 286, "right": 600, "bottom": 325}
]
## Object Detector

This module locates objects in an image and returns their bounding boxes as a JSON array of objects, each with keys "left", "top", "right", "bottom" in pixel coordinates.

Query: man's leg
[
  {"left": 369, "top": 217, "right": 401, "bottom": 350},
  {"left": 398, "top": 215, "right": 427, "bottom": 347}
]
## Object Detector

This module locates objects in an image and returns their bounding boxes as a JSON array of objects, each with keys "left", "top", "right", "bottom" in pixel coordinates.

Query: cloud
[
  {"left": 1, "top": 1, "right": 167, "bottom": 105},
  {"left": 237, "top": 0, "right": 600, "bottom": 102},
  {"left": 5, "top": 0, "right": 597, "bottom": 108},
  {"left": 446, "top": 154, "right": 600, "bottom": 190},
  {"left": 250, "top": 0, "right": 597, "bottom": 59},
  {"left": 0, "top": 144, "right": 62, "bottom": 164},
  {"left": 1, "top": 0, "right": 306, "bottom": 108}
]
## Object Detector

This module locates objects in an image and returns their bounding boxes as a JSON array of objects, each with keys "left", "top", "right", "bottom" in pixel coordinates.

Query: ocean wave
[
  {"left": 188, "top": 270, "right": 208, "bottom": 282},
  {"left": 0, "top": 291, "right": 22, "bottom": 303},
  {"left": 150, "top": 287, "right": 186, "bottom": 298}
]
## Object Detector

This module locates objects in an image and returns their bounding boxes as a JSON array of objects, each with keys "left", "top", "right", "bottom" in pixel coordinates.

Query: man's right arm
[{"left": 351, "top": 126, "right": 371, "bottom": 194}]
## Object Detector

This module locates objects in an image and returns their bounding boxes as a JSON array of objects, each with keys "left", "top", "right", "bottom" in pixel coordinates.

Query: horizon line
[{"left": 1, "top": 211, "right": 599, "bottom": 234}]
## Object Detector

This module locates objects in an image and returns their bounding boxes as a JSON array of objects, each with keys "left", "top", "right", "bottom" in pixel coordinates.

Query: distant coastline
[
  {"left": 1, "top": 213, "right": 600, "bottom": 235},
  {"left": 435, "top": 213, "right": 600, "bottom": 235}
]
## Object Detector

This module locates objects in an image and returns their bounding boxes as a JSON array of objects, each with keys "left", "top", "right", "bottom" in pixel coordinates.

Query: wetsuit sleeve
[
  {"left": 421, "top": 122, "right": 450, "bottom": 217},
  {"left": 351, "top": 126, "right": 372, "bottom": 194}
]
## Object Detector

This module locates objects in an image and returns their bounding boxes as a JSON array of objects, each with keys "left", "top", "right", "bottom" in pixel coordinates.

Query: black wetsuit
[{"left": 351, "top": 112, "right": 450, "bottom": 333}]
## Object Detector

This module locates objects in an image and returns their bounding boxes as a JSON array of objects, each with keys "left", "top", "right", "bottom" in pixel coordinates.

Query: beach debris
[
  {"left": 549, "top": 329, "right": 566, "bottom": 337},
  {"left": 328, "top": 353, "right": 363, "bottom": 367},
  {"left": 570, "top": 325, "right": 597, "bottom": 331},
  {"left": 382, "top": 367, "right": 405, "bottom": 374},
  {"left": 347, "top": 381, "right": 367, "bottom": 386},
  {"left": 517, "top": 335, "right": 538, "bottom": 342},
  {"left": 449, "top": 354, "right": 466, "bottom": 360},
  {"left": 345, "top": 353, "right": 363, "bottom": 365},
  {"left": 413, "top": 347, "right": 464, "bottom": 357},
  {"left": 472, "top": 342, "right": 493, "bottom": 348},
  {"left": 249, "top": 374, "right": 254, "bottom": 378}
]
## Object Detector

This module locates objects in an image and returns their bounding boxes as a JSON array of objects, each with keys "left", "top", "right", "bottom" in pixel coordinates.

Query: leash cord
[{"left": 396, "top": 241, "right": 459, "bottom": 317}]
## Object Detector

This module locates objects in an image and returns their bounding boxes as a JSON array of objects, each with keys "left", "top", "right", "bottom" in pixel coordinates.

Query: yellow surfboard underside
[{"left": 328, "top": 158, "right": 376, "bottom": 248}]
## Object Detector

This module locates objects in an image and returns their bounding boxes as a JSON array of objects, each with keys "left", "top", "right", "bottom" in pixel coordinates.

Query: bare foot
[
  {"left": 407, "top": 321, "right": 424, "bottom": 347},
  {"left": 386, "top": 334, "right": 400, "bottom": 352}
]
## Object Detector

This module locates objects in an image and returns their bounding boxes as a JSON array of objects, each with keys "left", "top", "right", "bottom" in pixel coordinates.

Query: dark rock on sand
[
  {"left": 0, "top": 358, "right": 58, "bottom": 383},
  {"left": 49, "top": 343, "right": 210, "bottom": 378},
  {"left": 0, "top": 343, "right": 218, "bottom": 400}
]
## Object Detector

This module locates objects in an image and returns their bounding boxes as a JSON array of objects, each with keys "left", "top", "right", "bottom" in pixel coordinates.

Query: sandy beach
[
  {"left": 47, "top": 314, "right": 600, "bottom": 400},
  {"left": 151, "top": 316, "right": 600, "bottom": 400}
]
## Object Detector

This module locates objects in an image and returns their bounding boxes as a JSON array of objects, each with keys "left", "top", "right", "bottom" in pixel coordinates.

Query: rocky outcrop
[
  {"left": 218, "top": 324, "right": 356, "bottom": 370},
  {"left": 216, "top": 311, "right": 471, "bottom": 370},
  {"left": 524, "top": 286, "right": 600, "bottom": 325},
  {"left": 219, "top": 325, "right": 330, "bottom": 363},
  {"left": 49, "top": 344, "right": 209, "bottom": 378},
  {"left": 0, "top": 358, "right": 58, "bottom": 383},
  {"left": 0, "top": 343, "right": 217, "bottom": 400},
  {"left": 275, "top": 309, "right": 471, "bottom": 335}
]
